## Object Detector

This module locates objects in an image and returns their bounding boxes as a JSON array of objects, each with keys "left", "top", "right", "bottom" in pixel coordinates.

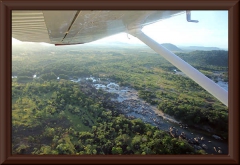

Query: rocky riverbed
[{"left": 76, "top": 76, "right": 228, "bottom": 154}]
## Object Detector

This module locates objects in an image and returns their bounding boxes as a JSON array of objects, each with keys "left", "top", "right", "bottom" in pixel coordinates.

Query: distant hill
[
  {"left": 160, "top": 43, "right": 182, "bottom": 51},
  {"left": 176, "top": 50, "right": 228, "bottom": 68},
  {"left": 179, "top": 46, "right": 222, "bottom": 51}
]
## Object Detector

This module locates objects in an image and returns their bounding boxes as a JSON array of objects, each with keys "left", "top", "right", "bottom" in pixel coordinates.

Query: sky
[{"left": 12, "top": 10, "right": 228, "bottom": 49}]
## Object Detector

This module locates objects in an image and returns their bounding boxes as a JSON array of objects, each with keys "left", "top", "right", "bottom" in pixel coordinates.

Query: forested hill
[
  {"left": 176, "top": 50, "right": 228, "bottom": 69},
  {"left": 179, "top": 46, "right": 222, "bottom": 51},
  {"left": 161, "top": 43, "right": 182, "bottom": 51}
]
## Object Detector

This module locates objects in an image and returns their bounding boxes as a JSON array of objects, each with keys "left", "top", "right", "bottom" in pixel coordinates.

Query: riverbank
[{"left": 76, "top": 77, "right": 228, "bottom": 154}]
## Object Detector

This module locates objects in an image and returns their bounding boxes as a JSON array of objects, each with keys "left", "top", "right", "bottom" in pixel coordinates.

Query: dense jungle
[{"left": 12, "top": 43, "right": 228, "bottom": 155}]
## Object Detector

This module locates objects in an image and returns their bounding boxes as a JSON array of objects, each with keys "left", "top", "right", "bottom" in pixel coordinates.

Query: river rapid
[{"left": 71, "top": 76, "right": 228, "bottom": 155}]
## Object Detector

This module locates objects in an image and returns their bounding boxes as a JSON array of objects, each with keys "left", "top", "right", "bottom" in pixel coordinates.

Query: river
[
  {"left": 73, "top": 76, "right": 228, "bottom": 155},
  {"left": 174, "top": 70, "right": 228, "bottom": 91},
  {"left": 13, "top": 75, "right": 228, "bottom": 154}
]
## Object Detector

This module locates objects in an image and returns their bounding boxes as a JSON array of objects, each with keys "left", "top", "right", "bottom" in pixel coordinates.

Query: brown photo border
[{"left": 0, "top": 0, "right": 239, "bottom": 164}]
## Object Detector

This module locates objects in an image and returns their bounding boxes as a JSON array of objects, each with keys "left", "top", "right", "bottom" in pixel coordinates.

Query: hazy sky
[
  {"left": 91, "top": 10, "right": 228, "bottom": 49},
  {"left": 12, "top": 10, "right": 228, "bottom": 49},
  {"left": 144, "top": 10, "right": 228, "bottom": 49}
]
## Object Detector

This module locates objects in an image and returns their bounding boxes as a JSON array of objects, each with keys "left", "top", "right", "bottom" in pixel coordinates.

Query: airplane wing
[{"left": 12, "top": 10, "right": 184, "bottom": 45}]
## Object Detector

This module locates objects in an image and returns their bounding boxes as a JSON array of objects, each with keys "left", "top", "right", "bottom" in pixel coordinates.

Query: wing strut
[{"left": 128, "top": 28, "right": 228, "bottom": 107}]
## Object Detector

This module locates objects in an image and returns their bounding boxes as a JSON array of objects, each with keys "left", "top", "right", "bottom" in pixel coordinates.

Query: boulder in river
[
  {"left": 179, "top": 132, "right": 186, "bottom": 139},
  {"left": 194, "top": 137, "right": 200, "bottom": 144},
  {"left": 169, "top": 126, "right": 178, "bottom": 138},
  {"left": 212, "top": 135, "right": 222, "bottom": 140},
  {"left": 213, "top": 146, "right": 223, "bottom": 154},
  {"left": 213, "top": 147, "right": 217, "bottom": 152},
  {"left": 202, "top": 144, "right": 208, "bottom": 150}
]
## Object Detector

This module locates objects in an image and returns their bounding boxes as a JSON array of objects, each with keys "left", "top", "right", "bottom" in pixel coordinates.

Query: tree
[
  {"left": 17, "top": 76, "right": 32, "bottom": 82},
  {"left": 111, "top": 147, "right": 123, "bottom": 155}
]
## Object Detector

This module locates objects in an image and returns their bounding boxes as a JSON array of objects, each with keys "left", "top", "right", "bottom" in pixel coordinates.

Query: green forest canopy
[{"left": 12, "top": 44, "right": 228, "bottom": 154}]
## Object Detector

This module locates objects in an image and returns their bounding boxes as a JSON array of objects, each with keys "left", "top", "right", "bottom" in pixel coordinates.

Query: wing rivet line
[{"left": 61, "top": 11, "right": 81, "bottom": 42}]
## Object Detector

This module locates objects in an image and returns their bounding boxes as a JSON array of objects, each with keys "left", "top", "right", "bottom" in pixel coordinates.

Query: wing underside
[{"left": 12, "top": 10, "right": 184, "bottom": 45}]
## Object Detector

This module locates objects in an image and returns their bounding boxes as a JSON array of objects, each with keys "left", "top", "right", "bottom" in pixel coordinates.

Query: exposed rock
[
  {"left": 202, "top": 144, "right": 208, "bottom": 150},
  {"left": 194, "top": 137, "right": 200, "bottom": 144},
  {"left": 212, "top": 135, "right": 222, "bottom": 140},
  {"left": 188, "top": 138, "right": 195, "bottom": 144},
  {"left": 179, "top": 132, "right": 186, "bottom": 139},
  {"left": 213, "top": 147, "right": 217, "bottom": 152},
  {"left": 169, "top": 126, "right": 178, "bottom": 138}
]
